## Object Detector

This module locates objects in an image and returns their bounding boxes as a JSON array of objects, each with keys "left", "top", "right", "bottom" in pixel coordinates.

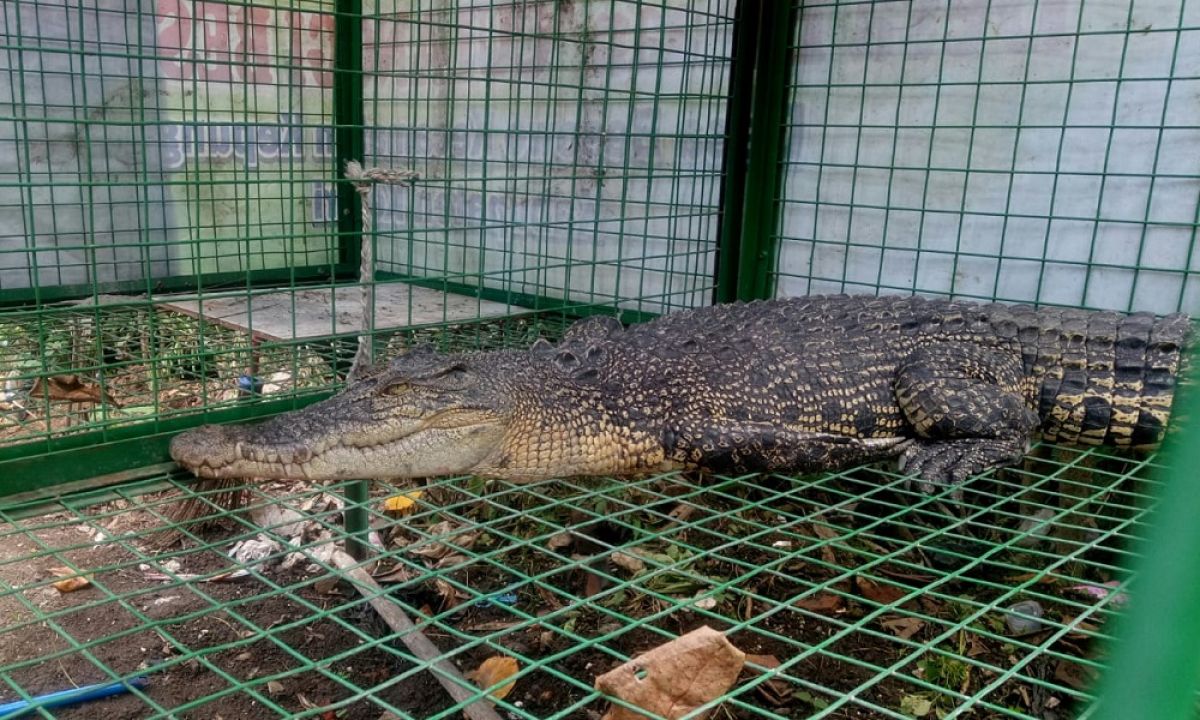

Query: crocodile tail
[{"left": 1031, "top": 308, "right": 1192, "bottom": 450}]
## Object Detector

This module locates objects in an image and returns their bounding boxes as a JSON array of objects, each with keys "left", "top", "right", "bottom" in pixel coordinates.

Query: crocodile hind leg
[{"left": 895, "top": 343, "right": 1040, "bottom": 492}]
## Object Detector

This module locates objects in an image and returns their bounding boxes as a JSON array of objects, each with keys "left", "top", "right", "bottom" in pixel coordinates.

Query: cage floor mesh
[{"left": 0, "top": 443, "right": 1156, "bottom": 719}]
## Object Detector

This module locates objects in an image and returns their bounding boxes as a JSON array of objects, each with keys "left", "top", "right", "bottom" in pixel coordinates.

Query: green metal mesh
[
  {"left": 772, "top": 0, "right": 1200, "bottom": 314},
  {"left": 0, "top": 0, "right": 1198, "bottom": 718},
  {"left": 0, "top": 444, "right": 1162, "bottom": 718}
]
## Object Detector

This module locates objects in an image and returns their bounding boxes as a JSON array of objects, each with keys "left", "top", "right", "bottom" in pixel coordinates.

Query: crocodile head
[{"left": 169, "top": 346, "right": 515, "bottom": 480}]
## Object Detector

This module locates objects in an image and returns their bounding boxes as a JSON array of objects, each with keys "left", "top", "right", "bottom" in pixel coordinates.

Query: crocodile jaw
[{"left": 169, "top": 411, "right": 507, "bottom": 481}]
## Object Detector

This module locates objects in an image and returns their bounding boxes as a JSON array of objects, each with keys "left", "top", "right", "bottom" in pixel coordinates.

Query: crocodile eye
[{"left": 382, "top": 381, "right": 409, "bottom": 395}]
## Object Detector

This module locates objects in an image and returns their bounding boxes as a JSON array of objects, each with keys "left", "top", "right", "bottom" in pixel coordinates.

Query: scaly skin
[{"left": 170, "top": 295, "right": 1192, "bottom": 487}]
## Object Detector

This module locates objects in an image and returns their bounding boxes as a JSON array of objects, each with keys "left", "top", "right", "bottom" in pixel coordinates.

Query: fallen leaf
[
  {"left": 383, "top": 490, "right": 422, "bottom": 514},
  {"left": 743, "top": 654, "right": 792, "bottom": 706},
  {"left": 547, "top": 533, "right": 574, "bottom": 551},
  {"left": 667, "top": 503, "right": 696, "bottom": 523},
  {"left": 49, "top": 567, "right": 92, "bottom": 593},
  {"left": 266, "top": 680, "right": 285, "bottom": 695},
  {"left": 313, "top": 576, "right": 342, "bottom": 595},
  {"left": 855, "top": 577, "right": 907, "bottom": 606},
  {"left": 595, "top": 626, "right": 745, "bottom": 720},
  {"left": 584, "top": 571, "right": 605, "bottom": 598},
  {"left": 407, "top": 521, "right": 479, "bottom": 560},
  {"left": 810, "top": 524, "right": 839, "bottom": 540},
  {"left": 900, "top": 693, "right": 933, "bottom": 717},
  {"left": 433, "top": 553, "right": 470, "bottom": 570},
  {"left": 962, "top": 631, "right": 989, "bottom": 658},
  {"left": 794, "top": 592, "right": 844, "bottom": 614},
  {"left": 1061, "top": 614, "right": 1101, "bottom": 640},
  {"left": 810, "top": 524, "right": 839, "bottom": 563},
  {"left": 1053, "top": 659, "right": 1099, "bottom": 691},
  {"left": 880, "top": 616, "right": 924, "bottom": 640},
  {"left": 434, "top": 578, "right": 464, "bottom": 609},
  {"left": 611, "top": 552, "right": 646, "bottom": 575},
  {"left": 466, "top": 655, "right": 519, "bottom": 702},
  {"left": 30, "top": 375, "right": 118, "bottom": 405},
  {"left": 878, "top": 565, "right": 936, "bottom": 583},
  {"left": 372, "top": 563, "right": 417, "bottom": 583}
]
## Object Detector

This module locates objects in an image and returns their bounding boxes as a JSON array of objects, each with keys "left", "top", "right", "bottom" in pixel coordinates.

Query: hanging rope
[{"left": 343, "top": 161, "right": 420, "bottom": 382}]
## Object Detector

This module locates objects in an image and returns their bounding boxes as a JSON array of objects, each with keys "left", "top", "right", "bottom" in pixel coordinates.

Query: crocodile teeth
[
  {"left": 276, "top": 446, "right": 294, "bottom": 465},
  {"left": 235, "top": 441, "right": 246, "bottom": 460}
]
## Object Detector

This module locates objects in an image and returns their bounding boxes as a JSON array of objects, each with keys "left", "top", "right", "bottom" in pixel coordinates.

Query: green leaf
[{"left": 900, "top": 693, "right": 934, "bottom": 717}]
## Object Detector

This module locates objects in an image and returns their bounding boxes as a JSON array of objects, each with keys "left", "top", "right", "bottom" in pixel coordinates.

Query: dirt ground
[{"left": 0, "top": 472, "right": 1118, "bottom": 719}]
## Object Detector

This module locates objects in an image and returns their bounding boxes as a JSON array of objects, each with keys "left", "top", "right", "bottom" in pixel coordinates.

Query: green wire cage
[{"left": 1, "top": 0, "right": 1198, "bottom": 718}]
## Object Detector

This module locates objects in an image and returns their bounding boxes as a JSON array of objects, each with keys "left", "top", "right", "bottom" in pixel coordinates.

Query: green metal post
[
  {"left": 332, "top": 0, "right": 370, "bottom": 560},
  {"left": 1094, "top": 378, "right": 1200, "bottom": 719},
  {"left": 713, "top": 0, "right": 761, "bottom": 304},
  {"left": 722, "top": 0, "right": 796, "bottom": 302},
  {"left": 334, "top": 0, "right": 365, "bottom": 268}
]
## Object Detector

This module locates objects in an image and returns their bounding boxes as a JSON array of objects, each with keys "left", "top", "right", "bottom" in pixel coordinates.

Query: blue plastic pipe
[{"left": 0, "top": 676, "right": 148, "bottom": 716}]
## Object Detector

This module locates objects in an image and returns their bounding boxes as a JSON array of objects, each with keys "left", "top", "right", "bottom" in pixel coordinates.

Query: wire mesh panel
[
  {"left": 0, "top": 446, "right": 1158, "bottom": 719},
  {"left": 774, "top": 0, "right": 1200, "bottom": 314},
  {"left": 0, "top": 0, "right": 735, "bottom": 464},
  {"left": 0, "top": 0, "right": 341, "bottom": 297},
  {"left": 0, "top": 0, "right": 1197, "bottom": 718},
  {"left": 363, "top": 0, "right": 734, "bottom": 317}
]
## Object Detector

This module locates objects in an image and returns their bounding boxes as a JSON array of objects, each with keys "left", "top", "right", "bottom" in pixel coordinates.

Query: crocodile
[{"left": 170, "top": 295, "right": 1192, "bottom": 489}]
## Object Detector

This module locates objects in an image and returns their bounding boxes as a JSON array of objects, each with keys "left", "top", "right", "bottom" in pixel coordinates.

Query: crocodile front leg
[{"left": 894, "top": 342, "right": 1040, "bottom": 490}]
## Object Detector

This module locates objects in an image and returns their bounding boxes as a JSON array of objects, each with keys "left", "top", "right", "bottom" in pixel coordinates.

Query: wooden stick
[{"left": 330, "top": 551, "right": 503, "bottom": 720}]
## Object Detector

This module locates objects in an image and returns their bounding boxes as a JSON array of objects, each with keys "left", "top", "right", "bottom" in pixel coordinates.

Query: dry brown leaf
[
  {"left": 433, "top": 553, "right": 470, "bottom": 570},
  {"left": 667, "top": 503, "right": 696, "bottom": 523},
  {"left": 372, "top": 564, "right": 417, "bottom": 584},
  {"left": 31, "top": 375, "right": 118, "bottom": 405},
  {"left": 1061, "top": 614, "right": 1101, "bottom": 640},
  {"left": 466, "top": 655, "right": 519, "bottom": 702},
  {"left": 1053, "top": 660, "right": 1098, "bottom": 691},
  {"left": 547, "top": 533, "right": 574, "bottom": 551},
  {"left": 794, "top": 592, "right": 844, "bottom": 614},
  {"left": 595, "top": 626, "right": 745, "bottom": 720},
  {"left": 584, "top": 570, "right": 605, "bottom": 598},
  {"left": 49, "top": 566, "right": 92, "bottom": 593},
  {"left": 810, "top": 524, "right": 839, "bottom": 563},
  {"left": 963, "top": 631, "right": 989, "bottom": 658},
  {"left": 611, "top": 552, "right": 646, "bottom": 575},
  {"left": 880, "top": 616, "right": 924, "bottom": 639},
  {"left": 434, "top": 578, "right": 464, "bottom": 609},
  {"left": 407, "top": 521, "right": 479, "bottom": 560},
  {"left": 878, "top": 565, "right": 936, "bottom": 583},
  {"left": 743, "top": 654, "right": 792, "bottom": 706},
  {"left": 810, "top": 523, "right": 839, "bottom": 540},
  {"left": 855, "top": 577, "right": 907, "bottom": 606}
]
